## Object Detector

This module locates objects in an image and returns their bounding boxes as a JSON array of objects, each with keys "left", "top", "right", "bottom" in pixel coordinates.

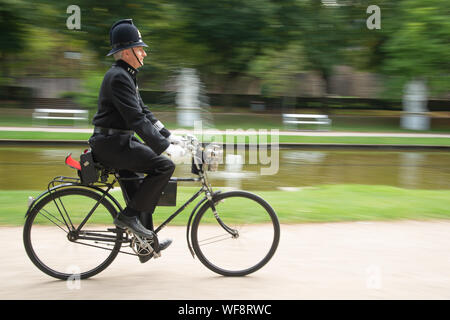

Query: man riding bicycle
[{"left": 88, "top": 19, "right": 186, "bottom": 263}]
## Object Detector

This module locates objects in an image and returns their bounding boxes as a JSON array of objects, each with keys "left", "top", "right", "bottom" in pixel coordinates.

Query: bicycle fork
[{"left": 206, "top": 192, "right": 239, "bottom": 239}]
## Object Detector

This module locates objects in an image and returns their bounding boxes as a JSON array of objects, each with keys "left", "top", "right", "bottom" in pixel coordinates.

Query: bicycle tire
[
  {"left": 191, "top": 191, "right": 280, "bottom": 276},
  {"left": 23, "top": 187, "right": 122, "bottom": 280}
]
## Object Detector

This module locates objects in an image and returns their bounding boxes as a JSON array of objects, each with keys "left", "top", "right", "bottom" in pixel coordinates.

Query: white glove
[
  {"left": 165, "top": 144, "right": 186, "bottom": 164},
  {"left": 168, "top": 134, "right": 185, "bottom": 146}
]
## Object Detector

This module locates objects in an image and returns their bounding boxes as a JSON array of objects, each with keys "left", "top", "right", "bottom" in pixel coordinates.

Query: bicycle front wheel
[
  {"left": 23, "top": 187, "right": 123, "bottom": 280},
  {"left": 191, "top": 191, "right": 280, "bottom": 276}
]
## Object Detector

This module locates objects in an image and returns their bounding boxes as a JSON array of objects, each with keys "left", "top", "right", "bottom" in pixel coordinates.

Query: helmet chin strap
[{"left": 131, "top": 47, "right": 143, "bottom": 67}]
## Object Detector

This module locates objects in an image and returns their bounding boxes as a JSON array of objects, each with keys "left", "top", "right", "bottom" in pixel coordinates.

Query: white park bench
[
  {"left": 32, "top": 108, "right": 88, "bottom": 127},
  {"left": 282, "top": 113, "right": 332, "bottom": 130}
]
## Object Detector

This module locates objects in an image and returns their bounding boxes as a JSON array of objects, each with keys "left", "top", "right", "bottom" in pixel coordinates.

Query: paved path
[
  {"left": 1, "top": 126, "right": 450, "bottom": 138},
  {"left": 2, "top": 220, "right": 449, "bottom": 300}
]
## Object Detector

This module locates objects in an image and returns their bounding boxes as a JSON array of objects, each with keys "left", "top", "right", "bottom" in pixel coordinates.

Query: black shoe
[
  {"left": 138, "top": 238, "right": 173, "bottom": 264},
  {"left": 114, "top": 214, "right": 155, "bottom": 239}
]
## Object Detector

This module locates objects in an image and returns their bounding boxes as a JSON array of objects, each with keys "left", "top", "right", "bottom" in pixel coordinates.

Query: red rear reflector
[{"left": 65, "top": 153, "right": 81, "bottom": 170}]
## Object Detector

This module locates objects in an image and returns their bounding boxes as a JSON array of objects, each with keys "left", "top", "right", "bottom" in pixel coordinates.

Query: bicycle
[{"left": 23, "top": 135, "right": 280, "bottom": 280}]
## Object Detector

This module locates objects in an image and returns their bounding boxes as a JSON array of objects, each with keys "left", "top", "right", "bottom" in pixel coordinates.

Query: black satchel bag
[
  {"left": 79, "top": 150, "right": 99, "bottom": 185},
  {"left": 157, "top": 180, "right": 177, "bottom": 206}
]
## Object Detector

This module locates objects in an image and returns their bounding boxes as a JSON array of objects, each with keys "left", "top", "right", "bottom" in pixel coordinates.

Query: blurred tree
[
  {"left": 382, "top": 0, "right": 450, "bottom": 96},
  {"left": 44, "top": 1, "right": 163, "bottom": 63},
  {"left": 0, "top": 1, "right": 88, "bottom": 78},
  {"left": 345, "top": 0, "right": 449, "bottom": 98},
  {"left": 4, "top": 0, "right": 447, "bottom": 110},
  {"left": 343, "top": 0, "right": 398, "bottom": 72},
  {"left": 74, "top": 71, "right": 104, "bottom": 113},
  {"left": 296, "top": 0, "right": 349, "bottom": 98},
  {"left": 169, "top": 0, "right": 277, "bottom": 75},
  {"left": 247, "top": 0, "right": 306, "bottom": 98},
  {"left": 0, "top": 0, "right": 31, "bottom": 80},
  {"left": 249, "top": 43, "right": 305, "bottom": 97},
  {"left": 23, "top": 1, "right": 170, "bottom": 108},
  {"left": 162, "top": 0, "right": 302, "bottom": 109},
  {"left": 39, "top": 1, "right": 203, "bottom": 89}
]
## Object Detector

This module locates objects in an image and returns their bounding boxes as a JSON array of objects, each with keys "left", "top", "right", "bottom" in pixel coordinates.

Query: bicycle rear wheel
[
  {"left": 23, "top": 187, "right": 123, "bottom": 280},
  {"left": 191, "top": 191, "right": 280, "bottom": 276}
]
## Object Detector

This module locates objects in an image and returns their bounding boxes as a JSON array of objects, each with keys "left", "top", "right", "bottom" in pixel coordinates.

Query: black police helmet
[{"left": 107, "top": 19, "right": 148, "bottom": 56}]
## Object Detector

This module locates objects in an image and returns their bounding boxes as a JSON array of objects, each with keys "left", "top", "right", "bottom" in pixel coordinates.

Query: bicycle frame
[
  {"left": 26, "top": 140, "right": 230, "bottom": 258},
  {"left": 113, "top": 169, "right": 226, "bottom": 258},
  {"left": 26, "top": 169, "right": 224, "bottom": 258}
]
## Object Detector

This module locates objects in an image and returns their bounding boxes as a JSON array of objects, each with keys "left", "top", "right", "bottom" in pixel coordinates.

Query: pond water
[{"left": 0, "top": 145, "right": 449, "bottom": 191}]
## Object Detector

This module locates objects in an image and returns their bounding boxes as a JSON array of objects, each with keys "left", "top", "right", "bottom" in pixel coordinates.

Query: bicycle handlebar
[{"left": 182, "top": 134, "right": 223, "bottom": 173}]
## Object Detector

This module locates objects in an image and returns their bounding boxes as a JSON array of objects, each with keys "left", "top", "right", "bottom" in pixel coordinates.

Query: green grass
[
  {"left": 276, "top": 136, "right": 450, "bottom": 146},
  {"left": 0, "top": 115, "right": 87, "bottom": 128},
  {"left": 0, "top": 131, "right": 91, "bottom": 141},
  {"left": 1, "top": 110, "right": 450, "bottom": 133},
  {"left": 0, "top": 130, "right": 449, "bottom": 146},
  {"left": 2, "top": 185, "right": 449, "bottom": 226}
]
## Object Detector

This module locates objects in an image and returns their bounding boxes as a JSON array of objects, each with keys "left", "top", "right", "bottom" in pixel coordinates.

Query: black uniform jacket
[{"left": 91, "top": 59, "right": 170, "bottom": 155}]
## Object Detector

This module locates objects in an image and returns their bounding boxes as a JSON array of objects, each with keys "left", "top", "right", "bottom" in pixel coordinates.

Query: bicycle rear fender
[
  {"left": 25, "top": 183, "right": 71, "bottom": 218},
  {"left": 24, "top": 183, "right": 124, "bottom": 219},
  {"left": 186, "top": 190, "right": 222, "bottom": 258}
]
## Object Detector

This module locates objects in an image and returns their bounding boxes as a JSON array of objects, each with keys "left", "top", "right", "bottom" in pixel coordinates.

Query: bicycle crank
[{"left": 128, "top": 231, "right": 161, "bottom": 259}]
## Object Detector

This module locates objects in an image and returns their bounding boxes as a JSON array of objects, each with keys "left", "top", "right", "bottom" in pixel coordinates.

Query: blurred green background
[
  {"left": 0, "top": 0, "right": 448, "bottom": 117},
  {"left": 0, "top": 0, "right": 449, "bottom": 225}
]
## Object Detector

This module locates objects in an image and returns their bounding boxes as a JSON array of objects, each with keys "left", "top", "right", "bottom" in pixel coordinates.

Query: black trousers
[{"left": 89, "top": 134, "right": 175, "bottom": 229}]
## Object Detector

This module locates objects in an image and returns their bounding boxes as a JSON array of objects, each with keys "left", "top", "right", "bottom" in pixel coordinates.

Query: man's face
[{"left": 123, "top": 46, "right": 147, "bottom": 69}]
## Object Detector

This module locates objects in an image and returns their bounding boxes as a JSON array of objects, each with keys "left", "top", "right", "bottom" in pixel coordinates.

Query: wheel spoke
[
  {"left": 38, "top": 208, "right": 69, "bottom": 233},
  {"left": 198, "top": 233, "right": 233, "bottom": 246},
  {"left": 192, "top": 191, "right": 280, "bottom": 276},
  {"left": 24, "top": 187, "right": 122, "bottom": 280},
  {"left": 56, "top": 196, "right": 76, "bottom": 230}
]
